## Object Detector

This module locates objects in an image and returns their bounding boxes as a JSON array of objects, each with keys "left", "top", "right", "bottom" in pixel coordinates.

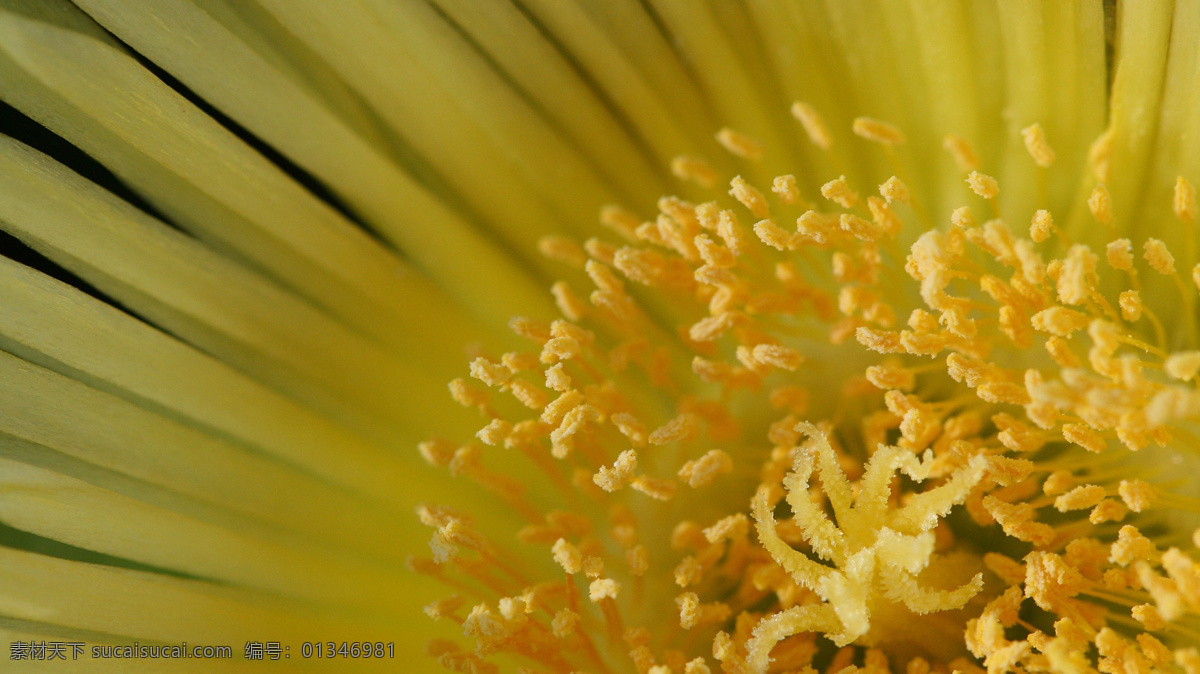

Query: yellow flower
[{"left": 2, "top": 2, "right": 1200, "bottom": 673}]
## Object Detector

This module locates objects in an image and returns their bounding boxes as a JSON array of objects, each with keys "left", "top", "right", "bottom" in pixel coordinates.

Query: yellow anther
[
  {"left": 796, "top": 210, "right": 835, "bottom": 243},
  {"left": 1106, "top": 239, "right": 1133, "bottom": 270},
  {"left": 856, "top": 327, "right": 904, "bottom": 354},
  {"left": 582, "top": 555, "right": 604, "bottom": 579},
  {"left": 706, "top": 209, "right": 745, "bottom": 256},
  {"left": 880, "top": 176, "right": 910, "bottom": 204},
  {"left": 1054, "top": 485, "right": 1106, "bottom": 512},
  {"left": 1062, "top": 423, "right": 1105, "bottom": 453},
  {"left": 1144, "top": 238, "right": 1176, "bottom": 274},
  {"left": 1025, "top": 551, "right": 1090, "bottom": 613},
  {"left": 689, "top": 312, "right": 738, "bottom": 342},
  {"left": 716, "top": 127, "right": 764, "bottom": 161},
  {"left": 1133, "top": 603, "right": 1166, "bottom": 631},
  {"left": 1118, "top": 480, "right": 1156, "bottom": 512},
  {"left": 1090, "top": 499, "right": 1128, "bottom": 524},
  {"left": 626, "top": 545, "right": 648, "bottom": 577},
  {"left": 1119, "top": 290, "right": 1142, "bottom": 322},
  {"left": 1030, "top": 210, "right": 1054, "bottom": 243},
  {"left": 417, "top": 503, "right": 471, "bottom": 529},
  {"left": 418, "top": 439, "right": 456, "bottom": 468},
  {"left": 674, "top": 555, "right": 703, "bottom": 587},
  {"left": 951, "top": 206, "right": 975, "bottom": 229},
  {"left": 729, "top": 175, "right": 770, "bottom": 218},
  {"left": 508, "top": 379, "right": 549, "bottom": 410},
  {"left": 1042, "top": 470, "right": 1073, "bottom": 497},
  {"left": 966, "top": 171, "right": 999, "bottom": 199},
  {"left": 821, "top": 175, "right": 859, "bottom": 208},
  {"left": 678, "top": 449, "right": 733, "bottom": 488},
  {"left": 650, "top": 413, "right": 699, "bottom": 446},
  {"left": 1089, "top": 127, "right": 1115, "bottom": 183},
  {"left": 608, "top": 412, "right": 647, "bottom": 448},
  {"left": 1021, "top": 123, "right": 1056, "bottom": 167},
  {"left": 671, "top": 155, "right": 719, "bottom": 188},
  {"left": 551, "top": 538, "right": 583, "bottom": 574},
  {"left": 1058, "top": 245, "right": 1098, "bottom": 306},
  {"left": 1138, "top": 635, "right": 1171, "bottom": 667},
  {"left": 550, "top": 404, "right": 602, "bottom": 457},
  {"left": 599, "top": 204, "right": 641, "bottom": 241},
  {"left": 1031, "top": 306, "right": 1089, "bottom": 336},
  {"left": 676, "top": 591, "right": 701, "bottom": 630},
  {"left": 1176, "top": 176, "right": 1197, "bottom": 222},
  {"left": 588, "top": 578, "right": 620, "bottom": 601},
  {"left": 583, "top": 237, "right": 617, "bottom": 265},
  {"left": 431, "top": 519, "right": 490, "bottom": 563},
  {"left": 550, "top": 281, "right": 587, "bottom": 321},
  {"left": 944, "top": 134, "right": 980, "bottom": 172},
  {"left": 448, "top": 378, "right": 489, "bottom": 410},
  {"left": 475, "top": 419, "right": 512, "bottom": 446},
  {"left": 749, "top": 343, "right": 805, "bottom": 371},
  {"left": 866, "top": 362, "right": 915, "bottom": 391},
  {"left": 1088, "top": 184, "right": 1113, "bottom": 225},
  {"left": 424, "top": 596, "right": 466, "bottom": 621},
  {"left": 694, "top": 234, "right": 736, "bottom": 270},
  {"left": 538, "top": 236, "right": 587, "bottom": 268},
  {"left": 867, "top": 196, "right": 902, "bottom": 236},
  {"left": 1166, "top": 351, "right": 1200, "bottom": 380},
  {"left": 544, "top": 363, "right": 571, "bottom": 392},
  {"left": 631, "top": 475, "right": 677, "bottom": 501},
  {"left": 1041, "top": 336, "right": 1079, "bottom": 369},
  {"left": 500, "top": 351, "right": 539, "bottom": 373},
  {"left": 541, "top": 389, "right": 583, "bottom": 426},
  {"left": 753, "top": 218, "right": 795, "bottom": 251},
  {"left": 839, "top": 213, "right": 882, "bottom": 241},
  {"left": 853, "top": 116, "right": 905, "bottom": 145},
  {"left": 593, "top": 449, "right": 638, "bottom": 492},
  {"left": 1111, "top": 525, "right": 1157, "bottom": 566},
  {"left": 551, "top": 608, "right": 579, "bottom": 638},
  {"left": 771, "top": 174, "right": 801, "bottom": 205},
  {"left": 791, "top": 101, "right": 833, "bottom": 149},
  {"left": 703, "top": 514, "right": 748, "bottom": 544}
]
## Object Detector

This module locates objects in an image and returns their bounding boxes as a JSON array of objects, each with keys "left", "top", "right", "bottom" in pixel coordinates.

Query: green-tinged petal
[
  {"left": 0, "top": 3, "right": 548, "bottom": 333},
  {"left": 0, "top": 258, "right": 435, "bottom": 510},
  {"left": 0, "top": 135, "right": 466, "bottom": 444}
]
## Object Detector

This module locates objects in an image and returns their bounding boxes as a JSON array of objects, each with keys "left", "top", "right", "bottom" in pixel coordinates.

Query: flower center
[{"left": 416, "top": 105, "right": 1200, "bottom": 674}]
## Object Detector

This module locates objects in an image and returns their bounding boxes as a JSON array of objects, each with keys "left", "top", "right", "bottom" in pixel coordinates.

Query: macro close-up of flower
[{"left": 3, "top": 0, "right": 1200, "bottom": 672}]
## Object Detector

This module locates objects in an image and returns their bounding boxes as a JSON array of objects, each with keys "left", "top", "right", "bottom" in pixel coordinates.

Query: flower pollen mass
[{"left": 418, "top": 96, "right": 1200, "bottom": 673}]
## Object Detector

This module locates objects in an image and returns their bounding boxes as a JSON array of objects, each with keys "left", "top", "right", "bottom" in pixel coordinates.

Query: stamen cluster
[{"left": 416, "top": 105, "right": 1200, "bottom": 674}]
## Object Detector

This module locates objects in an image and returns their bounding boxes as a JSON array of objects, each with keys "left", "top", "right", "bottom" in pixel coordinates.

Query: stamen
[
  {"left": 1021, "top": 123, "right": 1057, "bottom": 167},
  {"left": 1089, "top": 184, "right": 1114, "bottom": 230},
  {"left": 671, "top": 155, "right": 719, "bottom": 188},
  {"left": 771, "top": 174, "right": 801, "bottom": 205},
  {"left": 729, "top": 176, "right": 770, "bottom": 218},
  {"left": 1176, "top": 177, "right": 1197, "bottom": 223},
  {"left": 820, "top": 175, "right": 859, "bottom": 208},
  {"left": 1144, "top": 238, "right": 1176, "bottom": 275},
  {"left": 791, "top": 101, "right": 833, "bottom": 150},
  {"left": 422, "top": 103, "right": 1200, "bottom": 674},
  {"left": 853, "top": 116, "right": 905, "bottom": 145},
  {"left": 943, "top": 134, "right": 980, "bottom": 172},
  {"left": 880, "top": 176, "right": 911, "bottom": 204},
  {"left": 966, "top": 171, "right": 999, "bottom": 200},
  {"left": 716, "top": 128, "right": 764, "bottom": 161},
  {"left": 1030, "top": 209, "right": 1055, "bottom": 243}
]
